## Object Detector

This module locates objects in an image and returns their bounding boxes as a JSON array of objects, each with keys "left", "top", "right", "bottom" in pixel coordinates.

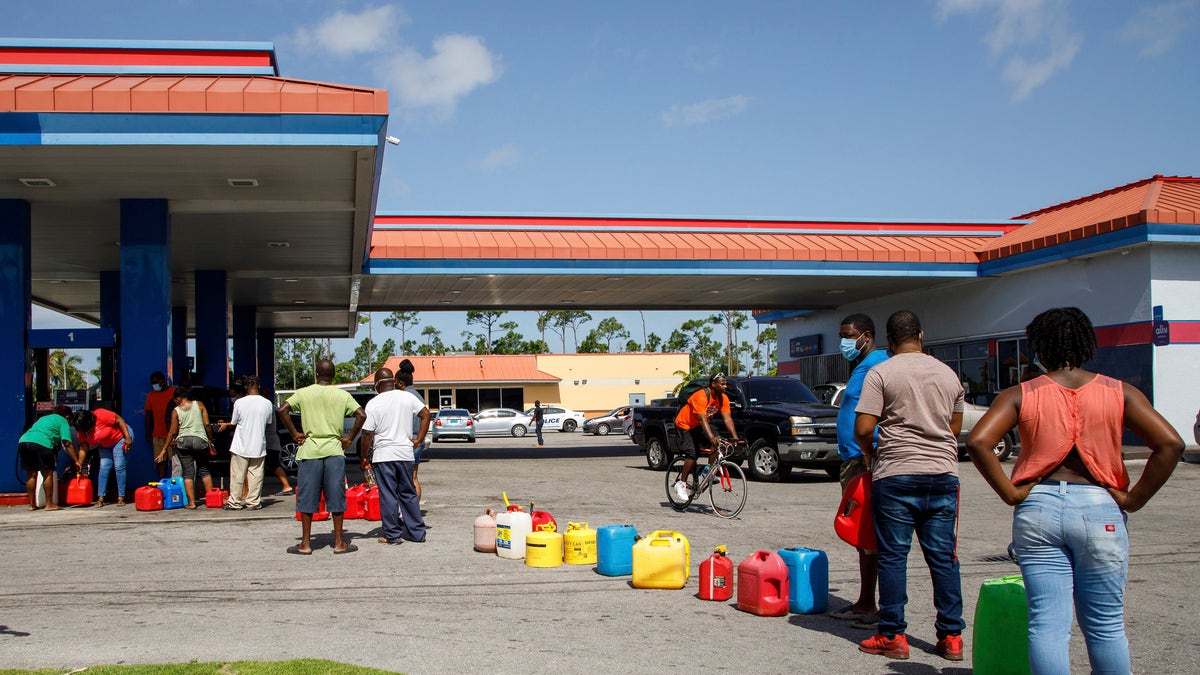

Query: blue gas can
[
  {"left": 778, "top": 547, "right": 829, "bottom": 614},
  {"left": 596, "top": 525, "right": 639, "bottom": 576},
  {"left": 159, "top": 477, "right": 187, "bottom": 510}
]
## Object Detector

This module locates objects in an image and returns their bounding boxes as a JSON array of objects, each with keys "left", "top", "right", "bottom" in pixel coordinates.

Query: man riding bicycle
[{"left": 672, "top": 373, "right": 740, "bottom": 502}]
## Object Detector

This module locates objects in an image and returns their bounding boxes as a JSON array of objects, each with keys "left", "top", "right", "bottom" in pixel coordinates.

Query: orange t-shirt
[
  {"left": 1010, "top": 374, "right": 1129, "bottom": 490},
  {"left": 674, "top": 387, "right": 729, "bottom": 431},
  {"left": 144, "top": 386, "right": 176, "bottom": 438}
]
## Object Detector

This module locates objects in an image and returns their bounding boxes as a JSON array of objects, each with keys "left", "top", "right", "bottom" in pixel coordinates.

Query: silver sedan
[{"left": 473, "top": 408, "right": 533, "bottom": 437}]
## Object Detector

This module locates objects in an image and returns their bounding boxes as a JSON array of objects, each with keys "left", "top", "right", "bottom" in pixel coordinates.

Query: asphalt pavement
[{"left": 1, "top": 433, "right": 1198, "bottom": 674}]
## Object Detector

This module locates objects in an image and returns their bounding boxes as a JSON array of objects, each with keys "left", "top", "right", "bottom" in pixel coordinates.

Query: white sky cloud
[
  {"left": 293, "top": 5, "right": 407, "bottom": 57},
  {"left": 470, "top": 143, "right": 521, "bottom": 172},
  {"left": 377, "top": 33, "right": 502, "bottom": 119},
  {"left": 937, "top": 0, "right": 1082, "bottom": 102},
  {"left": 660, "top": 95, "right": 750, "bottom": 127},
  {"left": 1121, "top": 1, "right": 1196, "bottom": 56}
]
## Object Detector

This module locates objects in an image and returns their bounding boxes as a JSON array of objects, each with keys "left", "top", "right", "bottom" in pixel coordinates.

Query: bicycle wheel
[
  {"left": 665, "top": 457, "right": 695, "bottom": 510},
  {"left": 708, "top": 460, "right": 747, "bottom": 518}
]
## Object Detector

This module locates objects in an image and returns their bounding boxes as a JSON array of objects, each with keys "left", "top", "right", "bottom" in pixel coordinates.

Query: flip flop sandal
[
  {"left": 277, "top": 488, "right": 294, "bottom": 496},
  {"left": 286, "top": 545, "right": 312, "bottom": 555},
  {"left": 332, "top": 544, "right": 359, "bottom": 554}
]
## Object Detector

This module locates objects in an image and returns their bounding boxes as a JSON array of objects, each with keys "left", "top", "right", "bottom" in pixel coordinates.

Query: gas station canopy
[{"left": 0, "top": 38, "right": 388, "bottom": 338}]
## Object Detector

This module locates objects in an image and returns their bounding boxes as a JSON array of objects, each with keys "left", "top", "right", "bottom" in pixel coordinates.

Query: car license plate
[{"left": 800, "top": 451, "right": 815, "bottom": 459}]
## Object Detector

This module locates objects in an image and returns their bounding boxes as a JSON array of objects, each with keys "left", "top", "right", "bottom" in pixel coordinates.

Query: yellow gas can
[
  {"left": 525, "top": 530, "right": 564, "bottom": 568},
  {"left": 563, "top": 522, "right": 598, "bottom": 565},
  {"left": 632, "top": 530, "right": 690, "bottom": 589}
]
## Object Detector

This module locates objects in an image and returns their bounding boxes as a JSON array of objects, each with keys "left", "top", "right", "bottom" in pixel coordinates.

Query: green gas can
[{"left": 973, "top": 574, "right": 1031, "bottom": 675}]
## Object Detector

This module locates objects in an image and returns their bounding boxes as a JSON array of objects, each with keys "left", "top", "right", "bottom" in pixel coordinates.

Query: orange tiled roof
[
  {"left": 372, "top": 216, "right": 1001, "bottom": 264},
  {"left": 363, "top": 355, "right": 560, "bottom": 385},
  {"left": 0, "top": 74, "right": 387, "bottom": 114},
  {"left": 979, "top": 175, "right": 1200, "bottom": 261}
]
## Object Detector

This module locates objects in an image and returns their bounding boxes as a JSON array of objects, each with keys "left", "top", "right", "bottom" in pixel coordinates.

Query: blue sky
[{"left": 12, "top": 0, "right": 1200, "bottom": 356}]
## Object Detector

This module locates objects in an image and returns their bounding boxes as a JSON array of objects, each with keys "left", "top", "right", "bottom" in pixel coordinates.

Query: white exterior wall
[
  {"left": 777, "top": 247, "right": 1152, "bottom": 357},
  {"left": 1150, "top": 247, "right": 1200, "bottom": 448},
  {"left": 774, "top": 245, "right": 1199, "bottom": 445}
]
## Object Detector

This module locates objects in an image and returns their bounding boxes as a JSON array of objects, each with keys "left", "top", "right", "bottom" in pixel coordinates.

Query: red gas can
[
  {"left": 66, "top": 476, "right": 93, "bottom": 506},
  {"left": 134, "top": 485, "right": 164, "bottom": 511},
  {"left": 737, "top": 550, "right": 790, "bottom": 616},
  {"left": 531, "top": 509, "right": 557, "bottom": 532},
  {"left": 345, "top": 484, "right": 368, "bottom": 519},
  {"left": 365, "top": 486, "right": 381, "bottom": 521},
  {"left": 294, "top": 489, "right": 330, "bottom": 521},
  {"left": 834, "top": 472, "right": 875, "bottom": 552},
  {"left": 699, "top": 546, "right": 735, "bottom": 601},
  {"left": 205, "top": 487, "right": 229, "bottom": 509}
]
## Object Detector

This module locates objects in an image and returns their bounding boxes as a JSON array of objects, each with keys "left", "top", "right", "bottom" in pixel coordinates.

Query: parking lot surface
[{"left": 2, "top": 434, "right": 1198, "bottom": 674}]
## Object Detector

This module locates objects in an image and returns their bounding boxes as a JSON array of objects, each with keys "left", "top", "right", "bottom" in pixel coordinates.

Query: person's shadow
[{"left": 784, "top": 593, "right": 973, "bottom": 674}]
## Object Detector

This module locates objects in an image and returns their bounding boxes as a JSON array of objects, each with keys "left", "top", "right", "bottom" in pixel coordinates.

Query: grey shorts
[
  {"left": 296, "top": 455, "right": 346, "bottom": 514},
  {"left": 839, "top": 455, "right": 868, "bottom": 492}
]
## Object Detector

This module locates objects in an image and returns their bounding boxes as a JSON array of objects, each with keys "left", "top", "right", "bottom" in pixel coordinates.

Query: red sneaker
[
  {"left": 936, "top": 634, "right": 964, "bottom": 661},
  {"left": 858, "top": 633, "right": 909, "bottom": 659}
]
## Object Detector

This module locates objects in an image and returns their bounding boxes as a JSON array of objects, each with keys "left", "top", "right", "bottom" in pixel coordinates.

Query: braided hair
[{"left": 1025, "top": 307, "right": 1096, "bottom": 370}]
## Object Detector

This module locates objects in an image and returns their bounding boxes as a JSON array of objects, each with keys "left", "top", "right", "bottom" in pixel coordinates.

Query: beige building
[{"left": 369, "top": 353, "right": 690, "bottom": 416}]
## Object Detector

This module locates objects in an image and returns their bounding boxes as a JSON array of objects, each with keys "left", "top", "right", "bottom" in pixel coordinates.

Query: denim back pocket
[
  {"left": 1082, "top": 511, "right": 1127, "bottom": 563},
  {"left": 1012, "top": 502, "right": 1047, "bottom": 549}
]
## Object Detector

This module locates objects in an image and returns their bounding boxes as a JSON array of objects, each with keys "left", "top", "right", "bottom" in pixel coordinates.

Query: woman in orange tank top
[{"left": 967, "top": 307, "right": 1183, "bottom": 674}]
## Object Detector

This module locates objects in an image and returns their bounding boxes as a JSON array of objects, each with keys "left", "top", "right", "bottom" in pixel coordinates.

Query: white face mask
[{"left": 152, "top": 383, "right": 163, "bottom": 392}]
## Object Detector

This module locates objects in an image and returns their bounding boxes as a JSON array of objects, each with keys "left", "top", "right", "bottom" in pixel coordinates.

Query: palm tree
[{"left": 47, "top": 350, "right": 86, "bottom": 390}]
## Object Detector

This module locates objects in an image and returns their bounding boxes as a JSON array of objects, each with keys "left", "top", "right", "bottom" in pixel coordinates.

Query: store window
[
  {"left": 997, "top": 338, "right": 1030, "bottom": 390},
  {"left": 928, "top": 341, "right": 994, "bottom": 402}
]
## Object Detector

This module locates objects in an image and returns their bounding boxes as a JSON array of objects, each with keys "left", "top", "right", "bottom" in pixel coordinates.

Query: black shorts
[
  {"left": 19, "top": 442, "right": 58, "bottom": 473},
  {"left": 676, "top": 427, "right": 712, "bottom": 460}
]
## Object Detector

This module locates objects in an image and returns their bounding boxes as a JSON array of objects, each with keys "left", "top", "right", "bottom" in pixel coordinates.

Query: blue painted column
[
  {"left": 118, "top": 199, "right": 172, "bottom": 492},
  {"left": 232, "top": 305, "right": 257, "bottom": 379},
  {"left": 257, "top": 327, "right": 276, "bottom": 393},
  {"left": 194, "top": 270, "right": 228, "bottom": 390},
  {"left": 171, "top": 306, "right": 188, "bottom": 384},
  {"left": 0, "top": 200, "right": 31, "bottom": 493},
  {"left": 99, "top": 271, "right": 120, "bottom": 404}
]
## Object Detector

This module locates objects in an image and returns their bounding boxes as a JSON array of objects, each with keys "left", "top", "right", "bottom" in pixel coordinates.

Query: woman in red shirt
[
  {"left": 73, "top": 408, "right": 135, "bottom": 507},
  {"left": 968, "top": 307, "right": 1183, "bottom": 674}
]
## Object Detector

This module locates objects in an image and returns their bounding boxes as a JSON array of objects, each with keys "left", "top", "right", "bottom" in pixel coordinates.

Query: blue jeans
[
  {"left": 872, "top": 474, "right": 964, "bottom": 639},
  {"left": 95, "top": 438, "right": 128, "bottom": 501},
  {"left": 1014, "top": 481, "right": 1130, "bottom": 675},
  {"left": 535, "top": 421, "right": 544, "bottom": 445}
]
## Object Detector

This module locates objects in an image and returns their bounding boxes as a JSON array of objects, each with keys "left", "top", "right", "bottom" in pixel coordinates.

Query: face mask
[
  {"left": 839, "top": 336, "right": 863, "bottom": 361},
  {"left": 152, "top": 383, "right": 162, "bottom": 392}
]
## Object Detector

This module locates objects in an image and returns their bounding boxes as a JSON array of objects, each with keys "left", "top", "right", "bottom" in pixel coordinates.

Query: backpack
[{"left": 677, "top": 383, "right": 723, "bottom": 419}]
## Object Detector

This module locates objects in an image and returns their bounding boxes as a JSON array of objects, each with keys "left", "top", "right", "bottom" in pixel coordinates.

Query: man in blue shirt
[{"left": 829, "top": 313, "right": 888, "bottom": 627}]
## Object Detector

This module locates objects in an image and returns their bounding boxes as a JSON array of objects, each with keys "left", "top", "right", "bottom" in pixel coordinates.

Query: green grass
[{"left": 0, "top": 659, "right": 400, "bottom": 675}]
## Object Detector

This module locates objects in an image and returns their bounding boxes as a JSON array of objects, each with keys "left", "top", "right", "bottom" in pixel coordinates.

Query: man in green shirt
[
  {"left": 277, "top": 359, "right": 366, "bottom": 555},
  {"left": 18, "top": 406, "right": 78, "bottom": 510}
]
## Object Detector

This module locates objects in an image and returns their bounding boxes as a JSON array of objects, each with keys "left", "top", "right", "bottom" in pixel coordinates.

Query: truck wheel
[
  {"left": 747, "top": 439, "right": 789, "bottom": 482},
  {"left": 993, "top": 433, "right": 1015, "bottom": 462},
  {"left": 645, "top": 436, "right": 670, "bottom": 471}
]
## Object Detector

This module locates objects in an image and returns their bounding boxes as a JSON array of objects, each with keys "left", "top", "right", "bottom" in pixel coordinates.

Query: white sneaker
[{"left": 673, "top": 480, "right": 692, "bottom": 502}]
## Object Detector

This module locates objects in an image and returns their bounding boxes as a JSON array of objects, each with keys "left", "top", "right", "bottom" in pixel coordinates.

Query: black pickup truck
[{"left": 629, "top": 376, "right": 840, "bottom": 482}]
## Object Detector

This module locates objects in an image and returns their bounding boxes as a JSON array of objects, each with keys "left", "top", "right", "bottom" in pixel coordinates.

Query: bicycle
[{"left": 665, "top": 438, "right": 748, "bottom": 518}]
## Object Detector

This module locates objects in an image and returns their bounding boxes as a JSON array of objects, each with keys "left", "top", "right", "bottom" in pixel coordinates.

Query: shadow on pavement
[{"left": 424, "top": 445, "right": 641, "bottom": 461}]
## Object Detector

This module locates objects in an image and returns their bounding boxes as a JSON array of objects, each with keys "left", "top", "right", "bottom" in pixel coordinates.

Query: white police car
[{"left": 524, "top": 405, "right": 586, "bottom": 433}]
